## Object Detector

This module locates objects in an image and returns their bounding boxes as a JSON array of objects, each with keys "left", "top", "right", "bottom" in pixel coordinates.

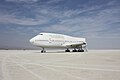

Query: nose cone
[{"left": 29, "top": 38, "right": 34, "bottom": 43}]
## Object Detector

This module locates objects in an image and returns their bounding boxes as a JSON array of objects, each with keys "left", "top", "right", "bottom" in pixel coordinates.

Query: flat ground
[{"left": 0, "top": 50, "right": 120, "bottom": 80}]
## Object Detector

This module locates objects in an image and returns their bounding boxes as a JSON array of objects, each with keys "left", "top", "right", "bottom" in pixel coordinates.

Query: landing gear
[
  {"left": 72, "top": 46, "right": 84, "bottom": 52},
  {"left": 72, "top": 48, "right": 77, "bottom": 52},
  {"left": 78, "top": 46, "right": 84, "bottom": 52},
  {"left": 41, "top": 50, "right": 46, "bottom": 53},
  {"left": 41, "top": 48, "right": 46, "bottom": 53},
  {"left": 65, "top": 48, "right": 70, "bottom": 52},
  {"left": 78, "top": 49, "right": 84, "bottom": 52}
]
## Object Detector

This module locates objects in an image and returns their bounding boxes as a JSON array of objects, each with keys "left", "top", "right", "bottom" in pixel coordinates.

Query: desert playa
[{"left": 0, "top": 50, "right": 120, "bottom": 80}]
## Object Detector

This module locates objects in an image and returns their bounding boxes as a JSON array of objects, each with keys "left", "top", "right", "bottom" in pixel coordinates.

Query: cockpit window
[{"left": 40, "top": 34, "right": 43, "bottom": 35}]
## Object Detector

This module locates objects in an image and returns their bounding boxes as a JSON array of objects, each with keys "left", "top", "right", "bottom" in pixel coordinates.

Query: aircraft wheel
[
  {"left": 81, "top": 49, "right": 84, "bottom": 52},
  {"left": 65, "top": 49, "right": 70, "bottom": 52},
  {"left": 41, "top": 50, "right": 46, "bottom": 53},
  {"left": 78, "top": 50, "right": 82, "bottom": 52},
  {"left": 41, "top": 50, "right": 43, "bottom": 53},
  {"left": 72, "top": 49, "right": 77, "bottom": 52}
]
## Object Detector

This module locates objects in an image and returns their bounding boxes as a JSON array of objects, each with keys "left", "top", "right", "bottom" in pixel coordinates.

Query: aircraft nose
[{"left": 29, "top": 38, "right": 34, "bottom": 43}]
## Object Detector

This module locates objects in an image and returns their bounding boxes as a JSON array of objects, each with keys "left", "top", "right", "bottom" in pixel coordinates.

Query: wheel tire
[
  {"left": 41, "top": 50, "right": 43, "bottom": 53},
  {"left": 72, "top": 50, "right": 77, "bottom": 52},
  {"left": 65, "top": 50, "right": 70, "bottom": 52},
  {"left": 78, "top": 50, "right": 82, "bottom": 52},
  {"left": 65, "top": 50, "right": 67, "bottom": 52},
  {"left": 41, "top": 50, "right": 46, "bottom": 53},
  {"left": 81, "top": 50, "right": 84, "bottom": 52},
  {"left": 67, "top": 50, "right": 70, "bottom": 52}
]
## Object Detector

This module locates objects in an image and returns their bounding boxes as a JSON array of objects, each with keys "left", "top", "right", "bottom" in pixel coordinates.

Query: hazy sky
[{"left": 0, "top": 0, "right": 120, "bottom": 49}]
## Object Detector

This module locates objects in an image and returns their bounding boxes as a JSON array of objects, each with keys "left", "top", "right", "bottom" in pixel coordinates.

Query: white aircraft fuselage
[{"left": 30, "top": 33, "right": 87, "bottom": 52}]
